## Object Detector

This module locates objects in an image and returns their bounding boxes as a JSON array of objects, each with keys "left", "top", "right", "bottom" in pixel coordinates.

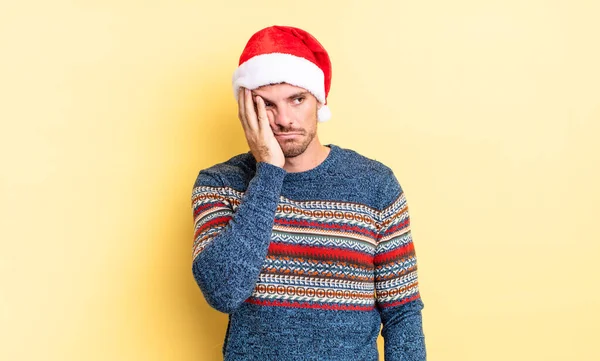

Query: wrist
[{"left": 254, "top": 154, "right": 284, "bottom": 168}]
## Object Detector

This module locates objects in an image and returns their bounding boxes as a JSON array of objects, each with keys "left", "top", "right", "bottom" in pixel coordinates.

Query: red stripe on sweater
[
  {"left": 275, "top": 219, "right": 377, "bottom": 238},
  {"left": 195, "top": 215, "right": 232, "bottom": 237},
  {"left": 377, "top": 293, "right": 421, "bottom": 308},
  {"left": 245, "top": 298, "right": 375, "bottom": 311},
  {"left": 268, "top": 243, "right": 373, "bottom": 265},
  {"left": 193, "top": 201, "right": 228, "bottom": 217},
  {"left": 380, "top": 218, "right": 410, "bottom": 237},
  {"left": 373, "top": 242, "right": 414, "bottom": 264}
]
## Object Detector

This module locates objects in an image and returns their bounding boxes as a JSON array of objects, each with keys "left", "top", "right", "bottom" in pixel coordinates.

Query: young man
[{"left": 191, "top": 25, "right": 427, "bottom": 361}]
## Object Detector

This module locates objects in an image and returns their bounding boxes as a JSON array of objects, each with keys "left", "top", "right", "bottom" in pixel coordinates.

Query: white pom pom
[{"left": 317, "top": 104, "right": 331, "bottom": 122}]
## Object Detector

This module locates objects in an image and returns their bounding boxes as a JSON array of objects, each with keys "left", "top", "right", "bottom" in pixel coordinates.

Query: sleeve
[
  {"left": 191, "top": 162, "right": 286, "bottom": 313},
  {"left": 374, "top": 170, "right": 427, "bottom": 361}
]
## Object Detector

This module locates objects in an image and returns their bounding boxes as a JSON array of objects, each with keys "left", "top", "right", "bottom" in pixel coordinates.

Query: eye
[
  {"left": 293, "top": 96, "right": 305, "bottom": 104},
  {"left": 264, "top": 101, "right": 274, "bottom": 107}
]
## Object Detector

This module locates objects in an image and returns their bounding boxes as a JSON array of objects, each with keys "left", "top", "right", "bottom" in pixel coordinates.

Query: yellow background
[{"left": 1, "top": 1, "right": 598, "bottom": 360}]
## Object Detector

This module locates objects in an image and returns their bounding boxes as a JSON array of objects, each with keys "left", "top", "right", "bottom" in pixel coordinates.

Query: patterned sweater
[{"left": 191, "top": 144, "right": 426, "bottom": 361}]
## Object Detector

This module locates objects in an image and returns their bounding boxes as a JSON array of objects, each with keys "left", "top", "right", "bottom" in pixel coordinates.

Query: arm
[
  {"left": 191, "top": 162, "right": 286, "bottom": 313},
  {"left": 191, "top": 87, "right": 287, "bottom": 313},
  {"left": 375, "top": 170, "right": 427, "bottom": 360}
]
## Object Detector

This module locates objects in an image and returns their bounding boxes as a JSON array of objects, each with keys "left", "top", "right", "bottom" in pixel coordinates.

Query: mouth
[{"left": 275, "top": 133, "right": 302, "bottom": 139}]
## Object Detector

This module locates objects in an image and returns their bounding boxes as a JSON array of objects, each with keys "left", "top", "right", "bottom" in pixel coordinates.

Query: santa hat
[{"left": 232, "top": 25, "right": 332, "bottom": 122}]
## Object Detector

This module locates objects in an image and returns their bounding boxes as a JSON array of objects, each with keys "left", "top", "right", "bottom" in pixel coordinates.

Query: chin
[
  {"left": 282, "top": 147, "right": 304, "bottom": 158},
  {"left": 281, "top": 141, "right": 309, "bottom": 158}
]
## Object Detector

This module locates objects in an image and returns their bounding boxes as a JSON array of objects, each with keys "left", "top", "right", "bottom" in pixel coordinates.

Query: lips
[{"left": 275, "top": 133, "right": 302, "bottom": 138}]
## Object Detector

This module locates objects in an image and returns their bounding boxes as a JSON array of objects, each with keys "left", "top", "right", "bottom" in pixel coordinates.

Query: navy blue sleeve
[
  {"left": 375, "top": 169, "right": 427, "bottom": 361},
  {"left": 191, "top": 162, "right": 286, "bottom": 313}
]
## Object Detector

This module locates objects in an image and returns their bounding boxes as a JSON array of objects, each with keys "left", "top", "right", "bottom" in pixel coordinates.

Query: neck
[{"left": 283, "top": 137, "right": 330, "bottom": 173}]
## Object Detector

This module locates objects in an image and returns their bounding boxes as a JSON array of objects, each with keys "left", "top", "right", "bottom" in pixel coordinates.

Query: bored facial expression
[{"left": 252, "top": 83, "right": 321, "bottom": 158}]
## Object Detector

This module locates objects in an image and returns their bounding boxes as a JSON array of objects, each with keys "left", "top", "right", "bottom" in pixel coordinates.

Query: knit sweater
[{"left": 191, "top": 144, "right": 426, "bottom": 361}]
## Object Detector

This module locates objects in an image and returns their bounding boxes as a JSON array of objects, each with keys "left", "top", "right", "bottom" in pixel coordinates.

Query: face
[{"left": 251, "top": 83, "right": 321, "bottom": 158}]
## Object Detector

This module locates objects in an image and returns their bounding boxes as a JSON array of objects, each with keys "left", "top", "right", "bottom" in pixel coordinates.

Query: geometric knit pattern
[
  {"left": 192, "top": 187, "right": 420, "bottom": 311},
  {"left": 190, "top": 144, "right": 426, "bottom": 361}
]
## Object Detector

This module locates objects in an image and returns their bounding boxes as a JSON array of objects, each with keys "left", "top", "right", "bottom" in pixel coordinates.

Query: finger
[
  {"left": 254, "top": 96, "right": 270, "bottom": 131},
  {"left": 244, "top": 88, "right": 258, "bottom": 131},
  {"left": 237, "top": 88, "right": 248, "bottom": 131}
]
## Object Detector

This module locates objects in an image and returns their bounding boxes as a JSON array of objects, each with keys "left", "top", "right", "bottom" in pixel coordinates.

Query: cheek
[
  {"left": 298, "top": 103, "right": 317, "bottom": 119},
  {"left": 294, "top": 103, "right": 312, "bottom": 116}
]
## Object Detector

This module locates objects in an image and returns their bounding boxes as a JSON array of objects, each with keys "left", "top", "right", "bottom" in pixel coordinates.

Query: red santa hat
[{"left": 232, "top": 25, "right": 332, "bottom": 122}]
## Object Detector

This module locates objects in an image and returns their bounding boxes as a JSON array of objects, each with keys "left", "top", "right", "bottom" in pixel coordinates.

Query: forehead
[{"left": 252, "top": 83, "right": 310, "bottom": 98}]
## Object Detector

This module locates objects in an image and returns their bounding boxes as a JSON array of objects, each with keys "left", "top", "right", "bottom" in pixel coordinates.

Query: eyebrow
[{"left": 252, "top": 91, "right": 309, "bottom": 104}]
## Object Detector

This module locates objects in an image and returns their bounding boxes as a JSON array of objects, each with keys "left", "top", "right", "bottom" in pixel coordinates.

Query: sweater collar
[{"left": 283, "top": 144, "right": 340, "bottom": 182}]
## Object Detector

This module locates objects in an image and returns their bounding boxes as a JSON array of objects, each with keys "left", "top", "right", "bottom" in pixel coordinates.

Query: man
[{"left": 191, "top": 25, "right": 426, "bottom": 361}]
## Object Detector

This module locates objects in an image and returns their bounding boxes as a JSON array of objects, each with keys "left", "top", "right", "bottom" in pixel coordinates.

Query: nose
[{"left": 273, "top": 105, "right": 293, "bottom": 128}]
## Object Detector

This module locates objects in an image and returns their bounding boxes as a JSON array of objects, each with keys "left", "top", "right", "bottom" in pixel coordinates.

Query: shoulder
[
  {"left": 332, "top": 145, "right": 403, "bottom": 209},
  {"left": 334, "top": 145, "right": 398, "bottom": 184},
  {"left": 193, "top": 152, "right": 256, "bottom": 190}
]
